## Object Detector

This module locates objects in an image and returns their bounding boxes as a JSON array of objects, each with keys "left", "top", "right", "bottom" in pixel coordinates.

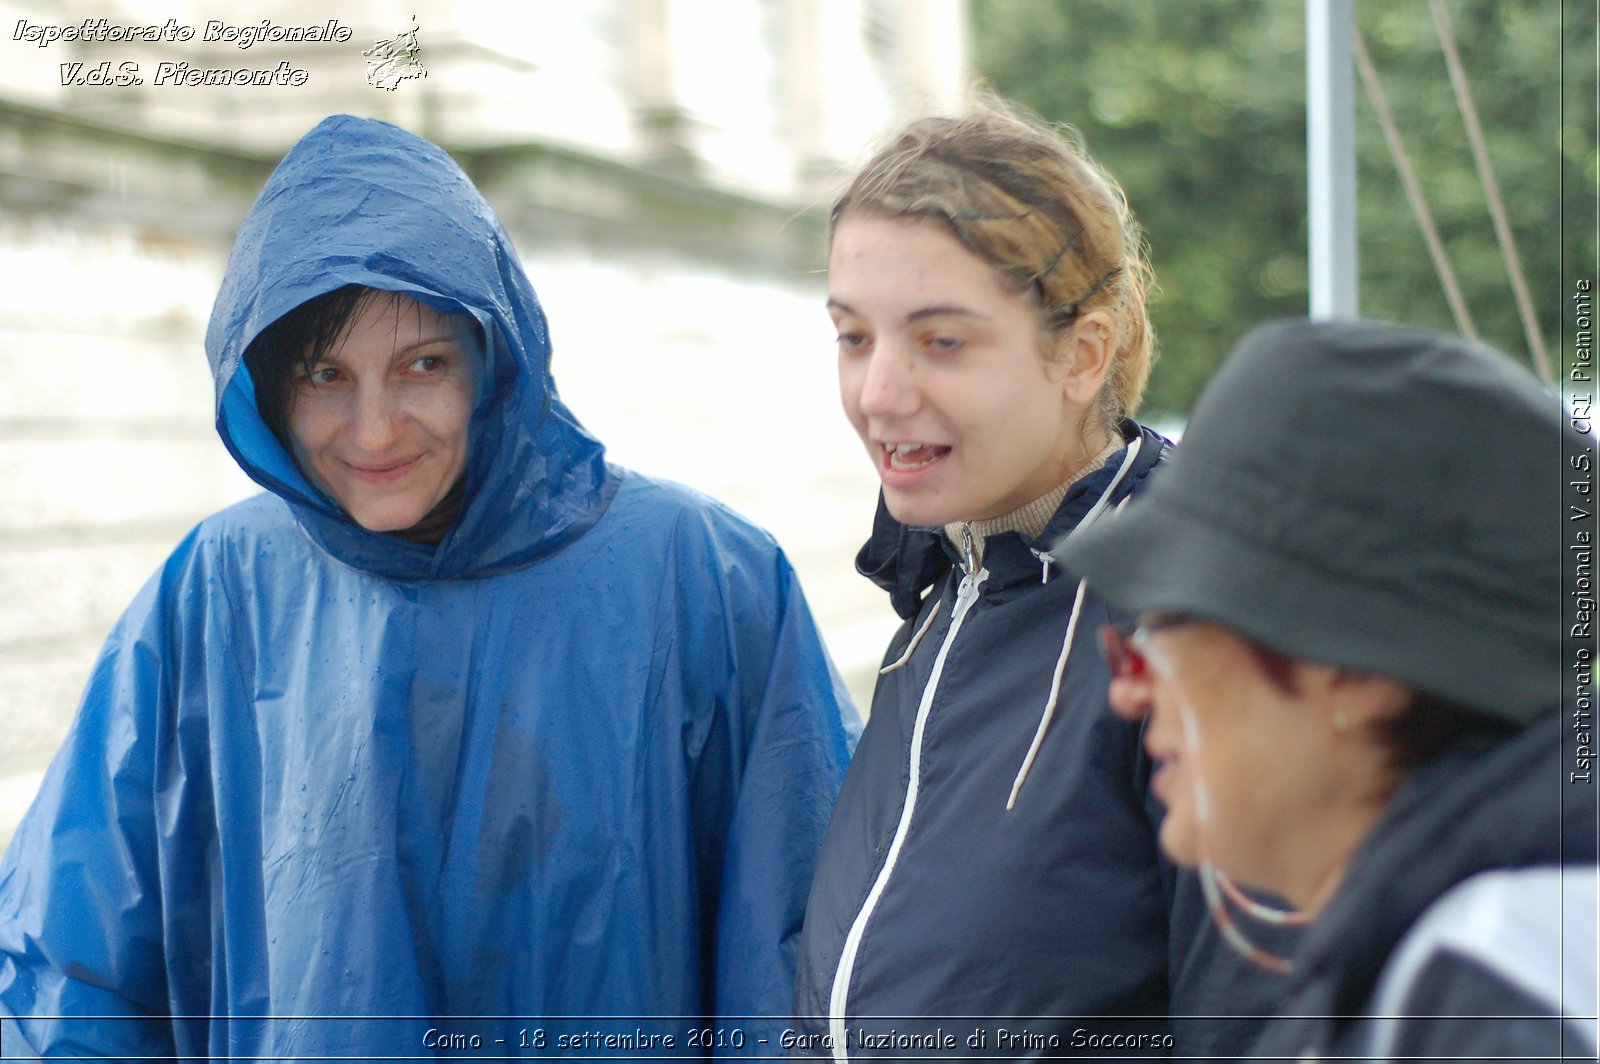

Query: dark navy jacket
[
  {"left": 1251, "top": 714, "right": 1598, "bottom": 1062},
  {"left": 793, "top": 422, "right": 1293, "bottom": 1061}
]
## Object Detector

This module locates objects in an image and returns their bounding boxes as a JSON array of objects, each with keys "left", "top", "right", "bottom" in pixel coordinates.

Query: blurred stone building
[{"left": 0, "top": 0, "right": 968, "bottom": 846}]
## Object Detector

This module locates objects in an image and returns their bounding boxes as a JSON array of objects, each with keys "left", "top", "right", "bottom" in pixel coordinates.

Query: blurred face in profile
[
  {"left": 1106, "top": 618, "right": 1409, "bottom": 912},
  {"left": 287, "top": 294, "right": 476, "bottom": 533},
  {"left": 829, "top": 213, "right": 1108, "bottom": 528},
  {"left": 1111, "top": 623, "right": 1315, "bottom": 877}
]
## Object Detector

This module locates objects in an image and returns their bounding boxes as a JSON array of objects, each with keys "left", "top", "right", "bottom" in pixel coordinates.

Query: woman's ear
[
  {"left": 1307, "top": 665, "right": 1414, "bottom": 738},
  {"left": 1052, "top": 310, "right": 1118, "bottom": 406}
]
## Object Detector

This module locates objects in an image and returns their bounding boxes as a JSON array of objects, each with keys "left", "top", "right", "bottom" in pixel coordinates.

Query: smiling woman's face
[
  {"left": 286, "top": 294, "right": 476, "bottom": 533},
  {"left": 828, "top": 213, "right": 1100, "bottom": 528}
]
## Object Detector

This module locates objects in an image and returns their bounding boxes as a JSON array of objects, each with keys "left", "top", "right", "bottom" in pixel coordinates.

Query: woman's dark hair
[
  {"left": 1242, "top": 639, "right": 1518, "bottom": 774},
  {"left": 1375, "top": 690, "right": 1520, "bottom": 775},
  {"left": 243, "top": 284, "right": 389, "bottom": 452}
]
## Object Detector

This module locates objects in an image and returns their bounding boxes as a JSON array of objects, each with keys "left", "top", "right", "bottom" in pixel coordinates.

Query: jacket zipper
[{"left": 826, "top": 566, "right": 988, "bottom": 1063}]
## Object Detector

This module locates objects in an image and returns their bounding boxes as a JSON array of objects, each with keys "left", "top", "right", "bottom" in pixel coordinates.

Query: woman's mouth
[
  {"left": 1151, "top": 759, "right": 1176, "bottom": 801},
  {"left": 881, "top": 441, "right": 951, "bottom": 471},
  {"left": 345, "top": 457, "right": 422, "bottom": 484}
]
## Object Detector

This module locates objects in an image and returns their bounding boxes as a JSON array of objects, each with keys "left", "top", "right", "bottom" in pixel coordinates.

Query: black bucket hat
[{"left": 1055, "top": 317, "right": 1585, "bottom": 725}]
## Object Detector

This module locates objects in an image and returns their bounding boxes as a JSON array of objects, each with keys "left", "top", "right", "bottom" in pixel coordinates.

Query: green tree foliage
[{"left": 973, "top": 0, "right": 1594, "bottom": 415}]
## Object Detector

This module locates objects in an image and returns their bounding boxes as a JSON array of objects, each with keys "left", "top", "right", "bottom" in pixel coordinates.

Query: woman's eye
[
  {"left": 305, "top": 366, "right": 341, "bottom": 386},
  {"left": 836, "top": 332, "right": 870, "bottom": 352},
  {"left": 926, "top": 335, "right": 965, "bottom": 354},
  {"left": 409, "top": 355, "right": 446, "bottom": 374}
]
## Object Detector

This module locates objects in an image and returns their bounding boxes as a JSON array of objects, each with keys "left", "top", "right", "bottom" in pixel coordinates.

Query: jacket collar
[
  {"left": 1268, "top": 713, "right": 1582, "bottom": 1048},
  {"left": 856, "top": 420, "right": 1170, "bottom": 619}
]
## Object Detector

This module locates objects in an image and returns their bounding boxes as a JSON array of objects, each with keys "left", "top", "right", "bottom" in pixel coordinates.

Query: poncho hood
[{"left": 206, "top": 114, "right": 612, "bottom": 580}]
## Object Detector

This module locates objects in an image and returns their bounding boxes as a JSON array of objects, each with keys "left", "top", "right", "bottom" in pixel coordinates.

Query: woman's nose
[
  {"left": 855, "top": 346, "right": 919, "bottom": 420},
  {"left": 351, "top": 385, "right": 405, "bottom": 452},
  {"left": 1108, "top": 675, "right": 1155, "bottom": 723}
]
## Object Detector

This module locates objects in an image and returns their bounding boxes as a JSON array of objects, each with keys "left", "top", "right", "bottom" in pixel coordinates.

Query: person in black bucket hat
[{"left": 1056, "top": 316, "right": 1597, "bottom": 1062}]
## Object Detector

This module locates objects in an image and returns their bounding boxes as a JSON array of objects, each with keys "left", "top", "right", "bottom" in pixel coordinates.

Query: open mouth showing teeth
[{"left": 883, "top": 442, "right": 950, "bottom": 470}]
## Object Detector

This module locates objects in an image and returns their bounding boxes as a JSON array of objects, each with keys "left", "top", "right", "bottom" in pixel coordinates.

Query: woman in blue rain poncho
[{"left": 0, "top": 115, "right": 856, "bottom": 1059}]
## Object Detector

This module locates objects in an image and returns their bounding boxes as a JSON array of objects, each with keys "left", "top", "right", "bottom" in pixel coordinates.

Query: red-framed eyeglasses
[{"left": 1098, "top": 616, "right": 1193, "bottom": 680}]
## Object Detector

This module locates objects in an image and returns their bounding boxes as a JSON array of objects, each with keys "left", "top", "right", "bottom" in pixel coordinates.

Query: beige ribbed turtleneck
[{"left": 945, "top": 435, "right": 1126, "bottom": 570}]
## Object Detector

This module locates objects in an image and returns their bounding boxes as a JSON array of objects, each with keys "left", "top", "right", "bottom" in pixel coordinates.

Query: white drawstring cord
[
  {"left": 1031, "top": 548, "right": 1053, "bottom": 584},
  {"left": 879, "top": 605, "right": 940, "bottom": 675},
  {"left": 1004, "top": 437, "right": 1145, "bottom": 810},
  {"left": 1181, "top": 702, "right": 1306, "bottom": 973},
  {"left": 1005, "top": 575, "right": 1089, "bottom": 810},
  {"left": 1075, "top": 436, "right": 1142, "bottom": 530},
  {"left": 1141, "top": 637, "right": 1305, "bottom": 971}
]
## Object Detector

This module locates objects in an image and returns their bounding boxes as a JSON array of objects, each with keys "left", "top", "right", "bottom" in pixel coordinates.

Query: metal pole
[{"left": 1306, "top": 0, "right": 1359, "bottom": 319}]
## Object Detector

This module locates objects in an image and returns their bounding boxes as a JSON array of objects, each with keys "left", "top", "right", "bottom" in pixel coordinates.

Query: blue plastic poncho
[{"left": 0, "top": 115, "right": 857, "bottom": 1059}]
